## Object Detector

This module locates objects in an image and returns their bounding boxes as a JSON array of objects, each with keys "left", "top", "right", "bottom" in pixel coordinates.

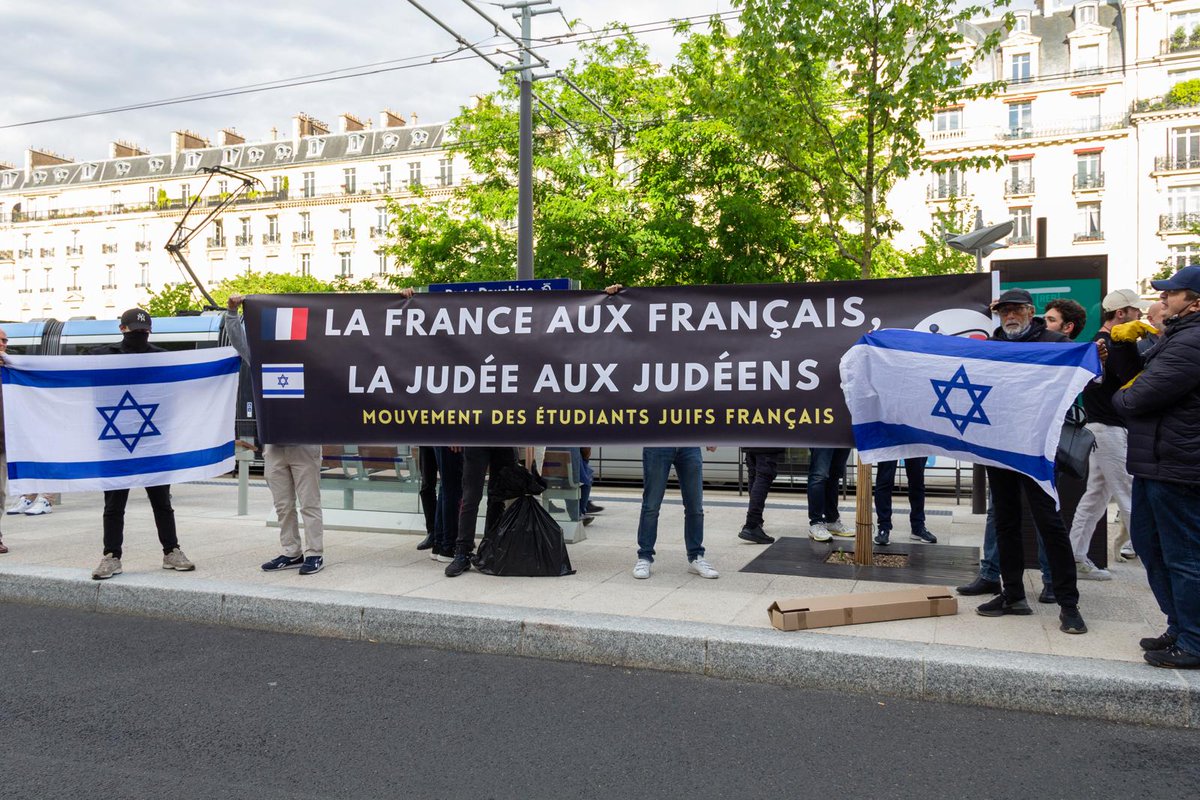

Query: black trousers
[
  {"left": 102, "top": 485, "right": 179, "bottom": 559},
  {"left": 743, "top": 452, "right": 779, "bottom": 528},
  {"left": 418, "top": 446, "right": 439, "bottom": 536},
  {"left": 455, "top": 447, "right": 518, "bottom": 556},
  {"left": 985, "top": 467, "right": 1078, "bottom": 607}
]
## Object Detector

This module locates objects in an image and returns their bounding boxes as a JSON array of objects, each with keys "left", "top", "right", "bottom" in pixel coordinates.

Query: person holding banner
[
  {"left": 89, "top": 309, "right": 194, "bottom": 580},
  {"left": 633, "top": 446, "right": 720, "bottom": 580},
  {"left": 0, "top": 325, "right": 9, "bottom": 554},
  {"left": 227, "top": 295, "right": 326, "bottom": 576},
  {"left": 739, "top": 447, "right": 782, "bottom": 545}
]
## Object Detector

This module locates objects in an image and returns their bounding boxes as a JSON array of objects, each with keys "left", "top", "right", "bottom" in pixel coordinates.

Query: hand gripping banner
[{"left": 243, "top": 275, "right": 994, "bottom": 446}]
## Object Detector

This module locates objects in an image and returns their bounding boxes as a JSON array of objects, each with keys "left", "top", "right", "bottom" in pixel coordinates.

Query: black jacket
[
  {"left": 990, "top": 317, "right": 1069, "bottom": 344},
  {"left": 1111, "top": 312, "right": 1200, "bottom": 484},
  {"left": 88, "top": 332, "right": 164, "bottom": 355}
]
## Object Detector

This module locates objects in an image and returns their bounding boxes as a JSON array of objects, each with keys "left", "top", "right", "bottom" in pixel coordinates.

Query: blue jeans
[
  {"left": 636, "top": 447, "right": 705, "bottom": 562},
  {"left": 873, "top": 458, "right": 927, "bottom": 533},
  {"left": 808, "top": 448, "right": 850, "bottom": 524},
  {"left": 979, "top": 493, "right": 1051, "bottom": 585},
  {"left": 1131, "top": 478, "right": 1200, "bottom": 655}
]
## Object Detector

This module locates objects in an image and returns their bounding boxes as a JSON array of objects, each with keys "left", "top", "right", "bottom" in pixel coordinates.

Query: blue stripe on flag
[
  {"left": 263, "top": 389, "right": 304, "bottom": 396},
  {"left": 6, "top": 442, "right": 235, "bottom": 481},
  {"left": 1, "top": 356, "right": 241, "bottom": 389},
  {"left": 861, "top": 329, "right": 1101, "bottom": 371},
  {"left": 852, "top": 421, "right": 1056, "bottom": 484},
  {"left": 262, "top": 308, "right": 278, "bottom": 340}
]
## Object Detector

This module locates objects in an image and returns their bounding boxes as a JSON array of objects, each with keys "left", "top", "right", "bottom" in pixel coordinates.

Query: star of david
[
  {"left": 97, "top": 390, "right": 161, "bottom": 453},
  {"left": 930, "top": 365, "right": 992, "bottom": 434},
  {"left": 276, "top": 374, "right": 290, "bottom": 388}
]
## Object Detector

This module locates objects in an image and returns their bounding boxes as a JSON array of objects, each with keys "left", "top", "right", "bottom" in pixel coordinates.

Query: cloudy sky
[{"left": 0, "top": 0, "right": 738, "bottom": 165}]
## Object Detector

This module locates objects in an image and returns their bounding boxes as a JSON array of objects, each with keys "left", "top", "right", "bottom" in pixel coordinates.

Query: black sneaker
[
  {"left": 261, "top": 554, "right": 304, "bottom": 572},
  {"left": 416, "top": 533, "right": 435, "bottom": 551},
  {"left": 298, "top": 556, "right": 324, "bottom": 575},
  {"left": 1144, "top": 645, "right": 1200, "bottom": 669},
  {"left": 586, "top": 503, "right": 605, "bottom": 514},
  {"left": 910, "top": 528, "right": 937, "bottom": 544},
  {"left": 956, "top": 576, "right": 1001, "bottom": 596},
  {"left": 976, "top": 595, "right": 1033, "bottom": 617},
  {"left": 581, "top": 515, "right": 595, "bottom": 527},
  {"left": 1059, "top": 606, "right": 1088, "bottom": 634},
  {"left": 1038, "top": 583, "right": 1057, "bottom": 604},
  {"left": 1139, "top": 631, "right": 1178, "bottom": 652},
  {"left": 874, "top": 529, "right": 890, "bottom": 546},
  {"left": 738, "top": 525, "right": 775, "bottom": 545},
  {"left": 445, "top": 554, "right": 472, "bottom": 578}
]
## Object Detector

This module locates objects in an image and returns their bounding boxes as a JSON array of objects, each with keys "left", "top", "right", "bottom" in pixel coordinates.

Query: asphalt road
[{"left": 1, "top": 602, "right": 1197, "bottom": 800}]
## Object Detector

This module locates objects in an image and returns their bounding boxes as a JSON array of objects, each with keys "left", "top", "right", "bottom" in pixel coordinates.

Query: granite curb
[{"left": 1, "top": 564, "right": 1193, "bottom": 728}]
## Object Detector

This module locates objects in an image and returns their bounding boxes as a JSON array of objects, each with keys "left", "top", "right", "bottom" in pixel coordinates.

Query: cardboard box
[{"left": 768, "top": 587, "right": 957, "bottom": 631}]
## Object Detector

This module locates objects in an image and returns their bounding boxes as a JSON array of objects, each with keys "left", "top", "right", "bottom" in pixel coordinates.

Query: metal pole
[{"left": 516, "top": 4, "right": 535, "bottom": 280}]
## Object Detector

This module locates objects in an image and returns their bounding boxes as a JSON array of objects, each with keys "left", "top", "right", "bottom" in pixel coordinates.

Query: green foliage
[
  {"left": 706, "top": 0, "right": 1011, "bottom": 277},
  {"left": 144, "top": 282, "right": 202, "bottom": 316},
  {"left": 143, "top": 271, "right": 379, "bottom": 316},
  {"left": 1166, "top": 79, "right": 1200, "bottom": 109},
  {"left": 155, "top": 188, "right": 169, "bottom": 210}
]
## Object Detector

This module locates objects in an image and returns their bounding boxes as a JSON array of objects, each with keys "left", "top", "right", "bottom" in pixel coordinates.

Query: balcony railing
[
  {"left": 1159, "top": 212, "right": 1200, "bottom": 232},
  {"left": 1004, "top": 178, "right": 1035, "bottom": 196},
  {"left": 101, "top": 244, "right": 118, "bottom": 254},
  {"left": 135, "top": 241, "right": 153, "bottom": 251},
  {"left": 207, "top": 236, "right": 226, "bottom": 248},
  {"left": 334, "top": 228, "right": 356, "bottom": 241},
  {"left": 17, "top": 288, "right": 33, "bottom": 294},
  {"left": 235, "top": 235, "right": 252, "bottom": 247},
  {"left": 39, "top": 287, "right": 54, "bottom": 293},
  {"left": 293, "top": 231, "right": 314, "bottom": 243},
  {"left": 18, "top": 249, "right": 33, "bottom": 258},
  {"left": 1009, "top": 235, "right": 1035, "bottom": 245},
  {"left": 67, "top": 285, "right": 81, "bottom": 292},
  {"left": 1154, "top": 155, "right": 1200, "bottom": 172},
  {"left": 1161, "top": 35, "right": 1200, "bottom": 56},
  {"left": 1073, "top": 173, "right": 1105, "bottom": 190},
  {"left": 101, "top": 283, "right": 118, "bottom": 290},
  {"left": 926, "top": 183, "right": 967, "bottom": 200},
  {"left": 0, "top": 250, "right": 13, "bottom": 261},
  {"left": 370, "top": 226, "right": 387, "bottom": 238},
  {"left": 1073, "top": 231, "right": 1105, "bottom": 242},
  {"left": 342, "top": 184, "right": 357, "bottom": 195},
  {"left": 262, "top": 233, "right": 281, "bottom": 245},
  {"left": 1001, "top": 114, "right": 1128, "bottom": 140},
  {"left": 40, "top": 248, "right": 55, "bottom": 257},
  {"left": 66, "top": 245, "right": 83, "bottom": 256},
  {"left": 135, "top": 281, "right": 150, "bottom": 288}
]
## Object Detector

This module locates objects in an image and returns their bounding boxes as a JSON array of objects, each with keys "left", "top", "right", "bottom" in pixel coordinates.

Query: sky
[{"left": 0, "top": 0, "right": 736, "bottom": 166}]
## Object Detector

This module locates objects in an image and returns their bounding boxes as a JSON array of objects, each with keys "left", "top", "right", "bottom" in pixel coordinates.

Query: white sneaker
[
  {"left": 23, "top": 497, "right": 52, "bottom": 516},
  {"left": 825, "top": 520, "right": 853, "bottom": 537},
  {"left": 632, "top": 558, "right": 651, "bottom": 579},
  {"left": 809, "top": 522, "right": 832, "bottom": 542},
  {"left": 1118, "top": 542, "right": 1137, "bottom": 561},
  {"left": 1076, "top": 557, "right": 1113, "bottom": 581},
  {"left": 688, "top": 558, "right": 719, "bottom": 579},
  {"left": 6, "top": 497, "right": 33, "bottom": 515}
]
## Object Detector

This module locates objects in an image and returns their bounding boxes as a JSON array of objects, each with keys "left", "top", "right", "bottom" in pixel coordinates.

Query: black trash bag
[
  {"left": 475, "top": 495, "right": 575, "bottom": 577},
  {"left": 489, "top": 463, "right": 546, "bottom": 502}
]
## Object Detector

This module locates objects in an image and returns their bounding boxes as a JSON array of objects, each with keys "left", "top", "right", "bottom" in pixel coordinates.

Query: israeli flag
[
  {"left": 262, "top": 363, "right": 304, "bottom": 399},
  {"left": 1, "top": 348, "right": 240, "bottom": 494},
  {"left": 840, "top": 330, "right": 1101, "bottom": 502}
]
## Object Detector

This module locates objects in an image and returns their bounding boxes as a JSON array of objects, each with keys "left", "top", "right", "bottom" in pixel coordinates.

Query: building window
[
  {"left": 300, "top": 211, "right": 311, "bottom": 235},
  {"left": 378, "top": 250, "right": 389, "bottom": 275},
  {"left": 1008, "top": 101, "right": 1032, "bottom": 136},
  {"left": 376, "top": 206, "right": 388, "bottom": 234},
  {"left": 138, "top": 262, "right": 149, "bottom": 287},
  {"left": 933, "top": 109, "right": 962, "bottom": 132},
  {"left": 1009, "top": 53, "right": 1031, "bottom": 84},
  {"left": 341, "top": 208, "right": 353, "bottom": 235},
  {"left": 302, "top": 171, "right": 315, "bottom": 198},
  {"left": 1076, "top": 94, "right": 1101, "bottom": 130},
  {"left": 1171, "top": 126, "right": 1200, "bottom": 169},
  {"left": 181, "top": 183, "right": 190, "bottom": 205},
  {"left": 344, "top": 167, "right": 357, "bottom": 194},
  {"left": 299, "top": 252, "right": 311, "bottom": 276},
  {"left": 378, "top": 164, "right": 392, "bottom": 190},
  {"left": 438, "top": 158, "right": 453, "bottom": 186},
  {"left": 1169, "top": 242, "right": 1200, "bottom": 268},
  {"left": 241, "top": 257, "right": 252, "bottom": 274},
  {"left": 930, "top": 166, "right": 963, "bottom": 199},
  {"left": 148, "top": 186, "right": 156, "bottom": 206},
  {"left": 1076, "top": 203, "right": 1102, "bottom": 241},
  {"left": 1076, "top": 4, "right": 1097, "bottom": 26},
  {"left": 1076, "top": 152, "right": 1102, "bottom": 189},
  {"left": 1008, "top": 158, "right": 1033, "bottom": 194},
  {"left": 70, "top": 265, "right": 80, "bottom": 290},
  {"left": 105, "top": 264, "right": 116, "bottom": 288},
  {"left": 1010, "top": 207, "right": 1033, "bottom": 244},
  {"left": 1168, "top": 185, "right": 1200, "bottom": 218},
  {"left": 268, "top": 215, "right": 279, "bottom": 238},
  {"left": 409, "top": 161, "right": 422, "bottom": 188},
  {"left": 272, "top": 175, "right": 284, "bottom": 195},
  {"left": 340, "top": 252, "right": 352, "bottom": 278},
  {"left": 1014, "top": 12, "right": 1030, "bottom": 33},
  {"left": 1075, "top": 44, "right": 1100, "bottom": 74}
]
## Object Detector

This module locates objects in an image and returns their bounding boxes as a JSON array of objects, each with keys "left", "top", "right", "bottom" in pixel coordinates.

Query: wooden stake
[{"left": 854, "top": 456, "right": 873, "bottom": 566}]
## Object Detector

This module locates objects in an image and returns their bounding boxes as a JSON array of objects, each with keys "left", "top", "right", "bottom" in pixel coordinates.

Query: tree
[
  {"left": 709, "top": 0, "right": 1011, "bottom": 278},
  {"left": 383, "top": 27, "right": 859, "bottom": 289}
]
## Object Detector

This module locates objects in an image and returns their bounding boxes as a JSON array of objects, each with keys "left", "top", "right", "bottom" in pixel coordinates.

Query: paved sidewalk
[{"left": 1, "top": 480, "right": 1196, "bottom": 727}]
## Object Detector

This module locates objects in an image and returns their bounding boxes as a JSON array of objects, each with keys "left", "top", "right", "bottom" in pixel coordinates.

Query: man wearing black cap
[
  {"left": 976, "top": 288, "right": 1087, "bottom": 634},
  {"left": 87, "top": 309, "right": 195, "bottom": 580},
  {"left": 1109, "top": 266, "right": 1200, "bottom": 668}
]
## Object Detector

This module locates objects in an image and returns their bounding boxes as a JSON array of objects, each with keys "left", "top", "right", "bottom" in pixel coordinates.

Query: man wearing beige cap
[{"left": 1069, "top": 288, "right": 1152, "bottom": 575}]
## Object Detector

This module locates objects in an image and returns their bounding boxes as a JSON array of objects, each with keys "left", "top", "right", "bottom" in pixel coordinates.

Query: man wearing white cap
[{"left": 1068, "top": 288, "right": 1151, "bottom": 576}]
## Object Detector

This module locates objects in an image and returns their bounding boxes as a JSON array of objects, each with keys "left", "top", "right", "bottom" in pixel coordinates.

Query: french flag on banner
[{"left": 262, "top": 307, "right": 309, "bottom": 341}]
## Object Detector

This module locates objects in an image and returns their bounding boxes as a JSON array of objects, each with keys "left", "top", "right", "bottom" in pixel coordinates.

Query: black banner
[{"left": 245, "top": 274, "right": 994, "bottom": 446}]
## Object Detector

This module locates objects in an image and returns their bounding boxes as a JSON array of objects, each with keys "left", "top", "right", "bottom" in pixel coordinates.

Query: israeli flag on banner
[
  {"left": 1, "top": 348, "right": 240, "bottom": 494},
  {"left": 840, "top": 330, "right": 1101, "bottom": 503},
  {"left": 262, "top": 364, "right": 305, "bottom": 398}
]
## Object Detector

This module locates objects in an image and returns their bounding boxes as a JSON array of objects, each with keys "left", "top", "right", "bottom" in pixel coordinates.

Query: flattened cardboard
[{"left": 768, "top": 587, "right": 957, "bottom": 631}]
